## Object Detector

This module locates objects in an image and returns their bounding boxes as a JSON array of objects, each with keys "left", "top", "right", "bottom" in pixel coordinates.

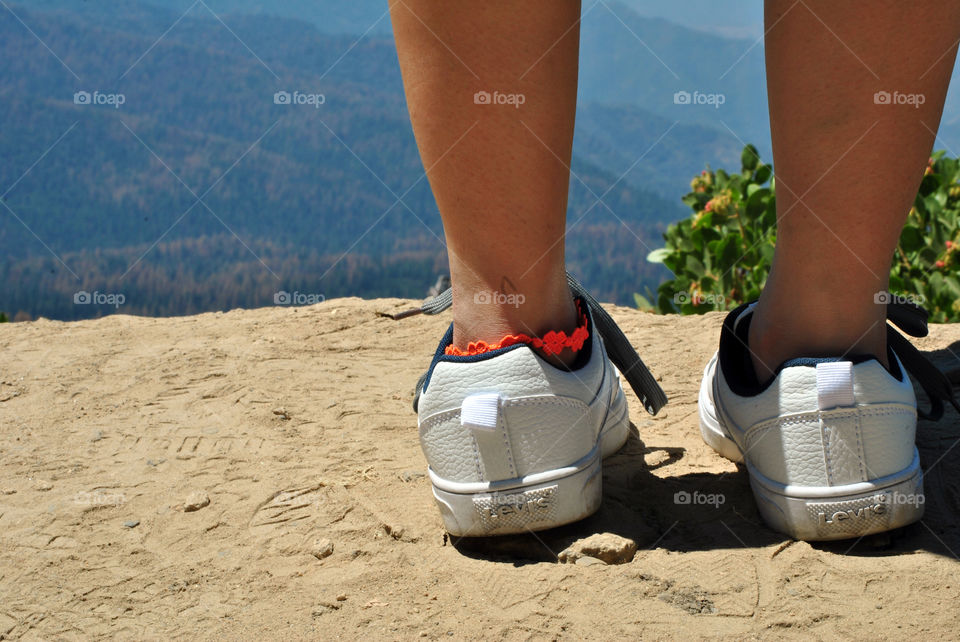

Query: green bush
[{"left": 642, "top": 144, "right": 960, "bottom": 322}]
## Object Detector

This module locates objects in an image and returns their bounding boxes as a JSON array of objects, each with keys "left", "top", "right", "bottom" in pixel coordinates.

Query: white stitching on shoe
[{"left": 497, "top": 413, "right": 517, "bottom": 478}]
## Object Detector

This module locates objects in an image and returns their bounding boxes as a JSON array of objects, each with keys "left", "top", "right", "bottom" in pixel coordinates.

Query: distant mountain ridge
[
  {"left": 15, "top": 1, "right": 959, "bottom": 320},
  {"left": 26, "top": 0, "right": 769, "bottom": 152},
  {"left": 32, "top": 0, "right": 960, "bottom": 157},
  {"left": 0, "top": 0, "right": 698, "bottom": 319}
]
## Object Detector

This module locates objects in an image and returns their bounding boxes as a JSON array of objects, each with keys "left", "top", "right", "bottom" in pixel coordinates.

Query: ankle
[
  {"left": 451, "top": 289, "right": 580, "bottom": 367},
  {"left": 748, "top": 299, "right": 889, "bottom": 383}
]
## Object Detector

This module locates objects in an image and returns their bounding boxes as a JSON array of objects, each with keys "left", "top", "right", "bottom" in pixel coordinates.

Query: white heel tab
[
  {"left": 816, "top": 361, "right": 855, "bottom": 410},
  {"left": 461, "top": 392, "right": 501, "bottom": 431}
]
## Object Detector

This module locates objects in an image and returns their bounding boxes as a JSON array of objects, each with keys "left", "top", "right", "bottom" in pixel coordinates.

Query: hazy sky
[{"left": 621, "top": 1, "right": 765, "bottom": 39}]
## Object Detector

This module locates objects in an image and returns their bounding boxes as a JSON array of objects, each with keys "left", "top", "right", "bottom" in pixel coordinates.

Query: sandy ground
[{"left": 2, "top": 298, "right": 960, "bottom": 640}]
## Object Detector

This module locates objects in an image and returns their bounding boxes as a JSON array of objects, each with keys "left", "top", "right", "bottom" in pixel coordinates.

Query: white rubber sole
[
  {"left": 430, "top": 393, "right": 630, "bottom": 537},
  {"left": 698, "top": 355, "right": 924, "bottom": 541},
  {"left": 746, "top": 454, "right": 923, "bottom": 541}
]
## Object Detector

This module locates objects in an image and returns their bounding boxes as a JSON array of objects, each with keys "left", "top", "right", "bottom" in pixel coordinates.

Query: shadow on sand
[{"left": 452, "top": 342, "right": 960, "bottom": 564}]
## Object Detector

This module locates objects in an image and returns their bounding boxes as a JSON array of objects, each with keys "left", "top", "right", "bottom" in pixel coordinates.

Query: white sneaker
[
  {"left": 699, "top": 303, "right": 927, "bottom": 541},
  {"left": 412, "top": 280, "right": 666, "bottom": 536}
]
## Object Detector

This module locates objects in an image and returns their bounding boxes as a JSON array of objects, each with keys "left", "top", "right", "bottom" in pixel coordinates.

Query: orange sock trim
[{"left": 445, "top": 300, "right": 589, "bottom": 357}]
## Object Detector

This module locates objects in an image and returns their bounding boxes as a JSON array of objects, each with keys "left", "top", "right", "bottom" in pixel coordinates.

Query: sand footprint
[{"left": 248, "top": 483, "right": 376, "bottom": 557}]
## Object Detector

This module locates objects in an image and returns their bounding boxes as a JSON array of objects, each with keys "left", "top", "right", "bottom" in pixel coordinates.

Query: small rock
[
  {"left": 363, "top": 600, "right": 390, "bottom": 608},
  {"left": 273, "top": 408, "right": 291, "bottom": 420},
  {"left": 558, "top": 532, "right": 637, "bottom": 565},
  {"left": 146, "top": 458, "right": 166, "bottom": 467},
  {"left": 383, "top": 524, "right": 405, "bottom": 540},
  {"left": 399, "top": 470, "right": 425, "bottom": 483},
  {"left": 124, "top": 520, "right": 140, "bottom": 528},
  {"left": 312, "top": 538, "right": 334, "bottom": 560},
  {"left": 644, "top": 450, "right": 671, "bottom": 468},
  {"left": 183, "top": 490, "right": 210, "bottom": 512},
  {"left": 312, "top": 602, "right": 340, "bottom": 616},
  {"left": 575, "top": 555, "right": 607, "bottom": 567},
  {"left": 91, "top": 430, "right": 104, "bottom": 442},
  {"left": 336, "top": 594, "right": 347, "bottom": 602},
  {"left": 34, "top": 480, "right": 53, "bottom": 491},
  {"left": 1, "top": 488, "right": 16, "bottom": 495}
]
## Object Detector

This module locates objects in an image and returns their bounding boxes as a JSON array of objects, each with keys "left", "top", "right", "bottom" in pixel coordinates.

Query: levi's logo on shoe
[
  {"left": 810, "top": 495, "right": 888, "bottom": 528},
  {"left": 475, "top": 486, "right": 557, "bottom": 522},
  {"left": 817, "top": 503, "right": 886, "bottom": 526}
]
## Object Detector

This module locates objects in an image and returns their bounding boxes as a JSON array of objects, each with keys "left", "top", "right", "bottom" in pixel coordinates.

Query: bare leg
[
  {"left": 390, "top": 1, "right": 581, "bottom": 362},
  {"left": 751, "top": 0, "right": 960, "bottom": 380}
]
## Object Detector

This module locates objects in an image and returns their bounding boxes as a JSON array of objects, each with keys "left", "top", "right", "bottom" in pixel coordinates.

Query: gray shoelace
[
  {"left": 391, "top": 272, "right": 668, "bottom": 416},
  {"left": 885, "top": 300, "right": 960, "bottom": 421},
  {"left": 391, "top": 281, "right": 959, "bottom": 422}
]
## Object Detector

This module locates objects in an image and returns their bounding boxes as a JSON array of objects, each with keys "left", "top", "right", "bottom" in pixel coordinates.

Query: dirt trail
[{"left": 1, "top": 298, "right": 959, "bottom": 639}]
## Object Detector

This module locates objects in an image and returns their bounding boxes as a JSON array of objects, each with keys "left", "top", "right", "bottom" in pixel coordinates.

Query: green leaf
[
  {"left": 932, "top": 187, "right": 948, "bottom": 208},
  {"left": 758, "top": 242, "right": 775, "bottom": 269},
  {"left": 888, "top": 274, "right": 904, "bottom": 292},
  {"left": 919, "top": 247, "right": 938, "bottom": 265},
  {"left": 633, "top": 293, "right": 654, "bottom": 311},
  {"left": 681, "top": 193, "right": 702, "bottom": 209},
  {"left": 721, "top": 236, "right": 742, "bottom": 269},
  {"left": 741, "top": 144, "right": 760, "bottom": 172},
  {"left": 745, "top": 188, "right": 770, "bottom": 220},
  {"left": 899, "top": 224, "right": 924, "bottom": 253},
  {"left": 944, "top": 275, "right": 960, "bottom": 298},
  {"left": 685, "top": 255, "right": 706, "bottom": 277},
  {"left": 646, "top": 248, "right": 671, "bottom": 263},
  {"left": 924, "top": 194, "right": 943, "bottom": 218},
  {"left": 656, "top": 290, "right": 677, "bottom": 314},
  {"left": 754, "top": 164, "right": 772, "bottom": 185}
]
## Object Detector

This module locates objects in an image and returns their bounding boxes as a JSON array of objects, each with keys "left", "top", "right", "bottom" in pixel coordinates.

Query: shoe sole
[
  {"left": 430, "top": 391, "right": 630, "bottom": 537},
  {"left": 699, "top": 355, "right": 924, "bottom": 541}
]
